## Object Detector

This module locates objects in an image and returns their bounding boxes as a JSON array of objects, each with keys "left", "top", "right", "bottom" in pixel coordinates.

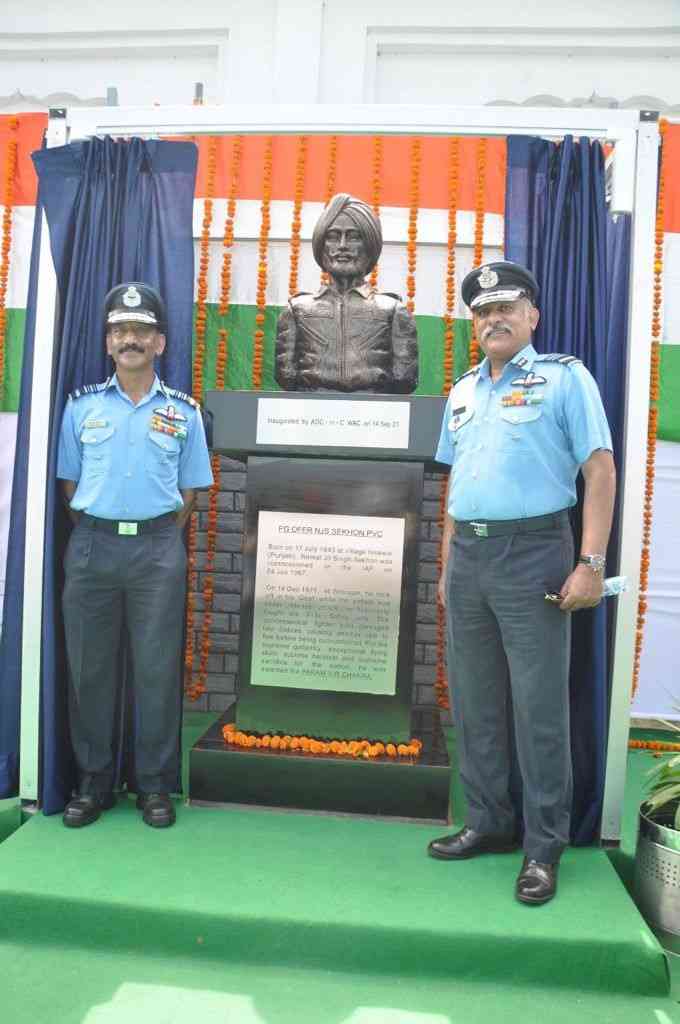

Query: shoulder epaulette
[
  {"left": 454, "top": 367, "right": 480, "bottom": 386},
  {"left": 535, "top": 354, "right": 583, "bottom": 367},
  {"left": 290, "top": 291, "right": 312, "bottom": 300},
  {"left": 68, "top": 380, "right": 109, "bottom": 401},
  {"left": 163, "top": 384, "right": 200, "bottom": 409},
  {"left": 381, "top": 291, "right": 403, "bottom": 302}
]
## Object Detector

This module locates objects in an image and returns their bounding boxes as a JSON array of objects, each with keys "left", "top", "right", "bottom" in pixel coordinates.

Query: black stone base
[{"left": 189, "top": 707, "right": 451, "bottom": 823}]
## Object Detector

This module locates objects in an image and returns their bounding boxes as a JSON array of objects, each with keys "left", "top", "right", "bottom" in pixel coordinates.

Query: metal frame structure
[{"left": 19, "top": 103, "right": 659, "bottom": 844}]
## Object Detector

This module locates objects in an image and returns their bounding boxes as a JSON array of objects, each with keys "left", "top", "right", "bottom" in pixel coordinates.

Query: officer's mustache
[
  {"left": 482, "top": 324, "right": 511, "bottom": 340},
  {"left": 118, "top": 343, "right": 145, "bottom": 354}
]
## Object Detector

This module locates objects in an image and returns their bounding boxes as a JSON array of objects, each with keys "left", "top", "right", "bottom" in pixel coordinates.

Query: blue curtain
[
  {"left": 505, "top": 136, "right": 631, "bottom": 843},
  {"left": 0, "top": 137, "right": 197, "bottom": 812}
]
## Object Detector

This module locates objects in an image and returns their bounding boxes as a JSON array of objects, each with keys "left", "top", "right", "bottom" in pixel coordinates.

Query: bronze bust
[{"left": 275, "top": 193, "right": 418, "bottom": 393}]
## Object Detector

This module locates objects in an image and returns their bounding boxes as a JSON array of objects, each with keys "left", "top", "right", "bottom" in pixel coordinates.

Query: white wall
[{"left": 0, "top": 0, "right": 679, "bottom": 109}]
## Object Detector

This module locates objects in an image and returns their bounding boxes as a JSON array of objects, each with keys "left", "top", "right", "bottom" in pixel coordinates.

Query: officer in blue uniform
[
  {"left": 57, "top": 282, "right": 213, "bottom": 829},
  {"left": 428, "top": 261, "right": 616, "bottom": 904}
]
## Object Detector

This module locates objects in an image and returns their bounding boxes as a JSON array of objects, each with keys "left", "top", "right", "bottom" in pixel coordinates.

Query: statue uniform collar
[{"left": 313, "top": 282, "right": 374, "bottom": 300}]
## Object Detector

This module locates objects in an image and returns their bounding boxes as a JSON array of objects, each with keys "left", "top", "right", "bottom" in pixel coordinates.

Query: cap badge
[
  {"left": 123, "top": 286, "right": 142, "bottom": 308},
  {"left": 478, "top": 266, "right": 499, "bottom": 289}
]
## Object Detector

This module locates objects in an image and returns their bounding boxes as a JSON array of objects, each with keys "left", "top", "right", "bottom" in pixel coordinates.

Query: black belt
[
  {"left": 454, "top": 510, "right": 570, "bottom": 539},
  {"left": 79, "top": 512, "right": 177, "bottom": 535}
]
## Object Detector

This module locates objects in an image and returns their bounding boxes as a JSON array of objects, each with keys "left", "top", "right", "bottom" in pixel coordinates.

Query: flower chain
[
  {"left": 369, "top": 135, "right": 383, "bottom": 290},
  {"left": 632, "top": 119, "right": 668, "bottom": 699},
  {"left": 0, "top": 116, "right": 19, "bottom": 406},
  {"left": 469, "top": 137, "right": 488, "bottom": 367},
  {"left": 288, "top": 135, "right": 308, "bottom": 297},
  {"left": 320, "top": 135, "right": 338, "bottom": 287},
  {"left": 435, "top": 136, "right": 461, "bottom": 713},
  {"left": 405, "top": 137, "right": 422, "bottom": 314},
  {"left": 223, "top": 720, "right": 423, "bottom": 759},
  {"left": 252, "top": 136, "right": 273, "bottom": 389},
  {"left": 184, "top": 135, "right": 217, "bottom": 698}
]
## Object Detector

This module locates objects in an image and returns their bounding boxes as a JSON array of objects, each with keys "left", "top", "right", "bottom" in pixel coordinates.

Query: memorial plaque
[
  {"left": 256, "top": 397, "right": 410, "bottom": 449},
  {"left": 251, "top": 511, "right": 405, "bottom": 695}
]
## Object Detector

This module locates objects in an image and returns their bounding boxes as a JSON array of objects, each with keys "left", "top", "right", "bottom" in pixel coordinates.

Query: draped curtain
[
  {"left": 0, "top": 137, "right": 197, "bottom": 812},
  {"left": 505, "top": 135, "right": 631, "bottom": 843}
]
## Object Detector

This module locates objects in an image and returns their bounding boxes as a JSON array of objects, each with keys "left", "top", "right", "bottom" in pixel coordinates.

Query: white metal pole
[
  {"left": 18, "top": 113, "right": 63, "bottom": 803},
  {"left": 601, "top": 116, "right": 660, "bottom": 843}
]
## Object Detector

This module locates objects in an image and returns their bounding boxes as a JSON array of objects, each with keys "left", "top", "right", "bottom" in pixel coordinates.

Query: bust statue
[{"left": 275, "top": 193, "right": 418, "bottom": 393}]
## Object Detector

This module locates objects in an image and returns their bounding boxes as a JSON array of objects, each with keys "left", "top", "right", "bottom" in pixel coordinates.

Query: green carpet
[
  {"left": 0, "top": 796, "right": 21, "bottom": 843},
  {"left": 0, "top": 717, "right": 678, "bottom": 1023}
]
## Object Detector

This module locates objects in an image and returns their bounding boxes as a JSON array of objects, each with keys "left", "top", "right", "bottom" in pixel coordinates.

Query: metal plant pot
[{"left": 635, "top": 803, "right": 680, "bottom": 954}]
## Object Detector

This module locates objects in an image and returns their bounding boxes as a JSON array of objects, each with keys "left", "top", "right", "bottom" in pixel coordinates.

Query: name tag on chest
[{"left": 118, "top": 522, "right": 138, "bottom": 536}]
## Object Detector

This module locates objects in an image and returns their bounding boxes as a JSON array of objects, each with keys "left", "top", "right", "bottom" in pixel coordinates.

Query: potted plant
[{"left": 634, "top": 720, "right": 680, "bottom": 955}]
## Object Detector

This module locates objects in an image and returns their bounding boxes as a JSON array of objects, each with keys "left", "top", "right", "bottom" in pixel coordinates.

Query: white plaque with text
[
  {"left": 251, "top": 511, "right": 405, "bottom": 695},
  {"left": 256, "top": 398, "right": 410, "bottom": 449}
]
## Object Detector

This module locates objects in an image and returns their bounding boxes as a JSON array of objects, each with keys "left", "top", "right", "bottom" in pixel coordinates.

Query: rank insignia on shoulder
[
  {"left": 510, "top": 372, "right": 547, "bottom": 388},
  {"left": 68, "top": 380, "right": 109, "bottom": 401},
  {"left": 536, "top": 354, "right": 582, "bottom": 367},
  {"left": 454, "top": 367, "right": 479, "bottom": 385},
  {"left": 162, "top": 385, "right": 199, "bottom": 409}
]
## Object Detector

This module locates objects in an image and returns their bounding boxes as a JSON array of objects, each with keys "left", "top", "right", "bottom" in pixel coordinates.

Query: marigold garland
[
  {"left": 184, "top": 511, "right": 200, "bottom": 698},
  {"left": 184, "top": 136, "right": 217, "bottom": 699},
  {"left": 434, "top": 137, "right": 461, "bottom": 713},
  {"left": 187, "top": 137, "right": 244, "bottom": 702},
  {"left": 369, "top": 135, "right": 383, "bottom": 290},
  {"left": 629, "top": 738, "right": 680, "bottom": 754},
  {"left": 468, "top": 136, "right": 488, "bottom": 367},
  {"left": 222, "top": 720, "right": 423, "bottom": 760},
  {"left": 405, "top": 137, "right": 422, "bottom": 314},
  {"left": 631, "top": 118, "right": 668, "bottom": 699},
  {"left": 288, "top": 135, "right": 308, "bottom": 297},
  {"left": 321, "top": 135, "right": 339, "bottom": 287},
  {"left": 0, "top": 116, "right": 19, "bottom": 407},
  {"left": 252, "top": 136, "right": 273, "bottom": 389}
]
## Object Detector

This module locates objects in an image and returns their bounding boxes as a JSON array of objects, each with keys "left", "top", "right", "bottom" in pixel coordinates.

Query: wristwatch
[{"left": 578, "top": 554, "right": 606, "bottom": 574}]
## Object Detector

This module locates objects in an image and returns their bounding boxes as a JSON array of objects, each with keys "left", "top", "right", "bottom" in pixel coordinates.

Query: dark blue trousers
[
  {"left": 446, "top": 521, "right": 574, "bottom": 863},
  {"left": 62, "top": 519, "right": 186, "bottom": 796}
]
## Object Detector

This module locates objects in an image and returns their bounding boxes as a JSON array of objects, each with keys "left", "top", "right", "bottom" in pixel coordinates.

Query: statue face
[{"left": 322, "top": 212, "right": 370, "bottom": 280}]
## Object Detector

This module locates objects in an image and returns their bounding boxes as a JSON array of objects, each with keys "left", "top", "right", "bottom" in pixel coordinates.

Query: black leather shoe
[
  {"left": 136, "top": 792, "right": 176, "bottom": 828},
  {"left": 427, "top": 826, "right": 519, "bottom": 860},
  {"left": 515, "top": 857, "right": 559, "bottom": 904},
  {"left": 63, "top": 792, "right": 115, "bottom": 828}
]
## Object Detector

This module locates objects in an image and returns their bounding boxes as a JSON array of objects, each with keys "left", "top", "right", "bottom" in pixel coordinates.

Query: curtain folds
[
  {"left": 505, "top": 135, "right": 631, "bottom": 844},
  {"left": 0, "top": 137, "right": 197, "bottom": 812}
]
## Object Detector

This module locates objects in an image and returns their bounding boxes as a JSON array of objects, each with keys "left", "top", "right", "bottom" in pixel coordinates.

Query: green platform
[{"left": 0, "top": 720, "right": 679, "bottom": 1023}]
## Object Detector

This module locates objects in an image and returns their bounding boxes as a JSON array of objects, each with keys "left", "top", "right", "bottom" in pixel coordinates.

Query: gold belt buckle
[{"left": 470, "top": 521, "right": 488, "bottom": 538}]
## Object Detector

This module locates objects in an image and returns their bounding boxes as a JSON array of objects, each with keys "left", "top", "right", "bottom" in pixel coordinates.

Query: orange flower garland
[
  {"left": 468, "top": 137, "right": 488, "bottom": 367},
  {"left": 321, "top": 135, "right": 339, "bottom": 287},
  {"left": 288, "top": 134, "right": 308, "bottom": 297},
  {"left": 187, "top": 136, "right": 244, "bottom": 702},
  {"left": 434, "top": 137, "right": 461, "bottom": 713},
  {"left": 405, "top": 137, "right": 422, "bottom": 314},
  {"left": 631, "top": 118, "right": 668, "bottom": 699},
  {"left": 223, "top": 720, "right": 423, "bottom": 760},
  {"left": 369, "top": 135, "right": 383, "bottom": 290},
  {"left": 252, "top": 136, "right": 273, "bottom": 390},
  {"left": 0, "top": 116, "right": 19, "bottom": 406},
  {"left": 629, "top": 738, "right": 680, "bottom": 754},
  {"left": 184, "top": 136, "right": 217, "bottom": 699}
]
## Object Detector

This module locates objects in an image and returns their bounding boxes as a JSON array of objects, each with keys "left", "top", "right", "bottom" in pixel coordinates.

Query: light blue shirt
[
  {"left": 57, "top": 374, "right": 213, "bottom": 520},
  {"left": 435, "top": 343, "right": 613, "bottom": 521}
]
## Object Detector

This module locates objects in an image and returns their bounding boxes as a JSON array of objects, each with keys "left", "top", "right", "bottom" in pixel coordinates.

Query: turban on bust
[{"left": 312, "top": 193, "right": 383, "bottom": 272}]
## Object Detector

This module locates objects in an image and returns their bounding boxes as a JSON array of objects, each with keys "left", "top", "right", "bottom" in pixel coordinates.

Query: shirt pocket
[
  {"left": 448, "top": 408, "right": 475, "bottom": 452},
  {"left": 80, "top": 425, "right": 115, "bottom": 475},
  {"left": 497, "top": 406, "right": 542, "bottom": 451},
  {"left": 146, "top": 431, "right": 181, "bottom": 481}
]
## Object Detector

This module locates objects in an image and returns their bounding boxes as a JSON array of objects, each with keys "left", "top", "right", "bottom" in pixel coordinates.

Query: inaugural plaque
[{"left": 251, "top": 511, "right": 405, "bottom": 695}]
